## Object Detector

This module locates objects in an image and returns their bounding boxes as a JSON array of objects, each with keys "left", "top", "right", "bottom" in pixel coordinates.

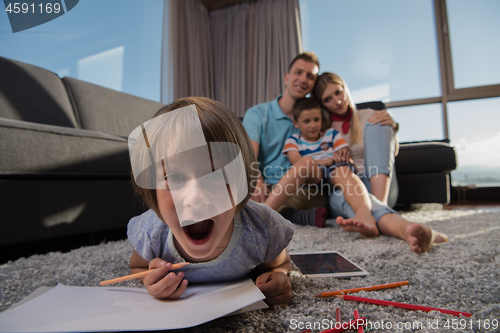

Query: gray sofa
[{"left": 0, "top": 56, "right": 164, "bottom": 249}]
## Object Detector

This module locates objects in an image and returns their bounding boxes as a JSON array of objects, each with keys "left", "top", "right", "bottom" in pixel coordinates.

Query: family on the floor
[{"left": 125, "top": 52, "right": 448, "bottom": 307}]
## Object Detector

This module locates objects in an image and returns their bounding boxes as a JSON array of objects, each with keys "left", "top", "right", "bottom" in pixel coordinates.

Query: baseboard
[{"left": 451, "top": 185, "right": 500, "bottom": 202}]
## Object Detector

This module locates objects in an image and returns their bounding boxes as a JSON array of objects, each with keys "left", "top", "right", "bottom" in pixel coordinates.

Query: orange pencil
[
  {"left": 314, "top": 281, "right": 409, "bottom": 298},
  {"left": 100, "top": 262, "right": 190, "bottom": 286}
]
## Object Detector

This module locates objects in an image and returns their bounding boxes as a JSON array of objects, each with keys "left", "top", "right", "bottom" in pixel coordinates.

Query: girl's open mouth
[{"left": 183, "top": 219, "right": 215, "bottom": 243}]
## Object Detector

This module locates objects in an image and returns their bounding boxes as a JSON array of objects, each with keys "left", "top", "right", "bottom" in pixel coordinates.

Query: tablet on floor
[{"left": 290, "top": 251, "right": 369, "bottom": 278}]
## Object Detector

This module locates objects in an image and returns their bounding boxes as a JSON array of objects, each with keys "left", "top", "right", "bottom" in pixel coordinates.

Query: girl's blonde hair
[
  {"left": 312, "top": 72, "right": 362, "bottom": 144},
  {"left": 131, "top": 97, "right": 257, "bottom": 219}
]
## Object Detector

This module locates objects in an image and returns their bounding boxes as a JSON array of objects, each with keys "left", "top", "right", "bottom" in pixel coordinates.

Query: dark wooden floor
[{"left": 444, "top": 200, "right": 500, "bottom": 212}]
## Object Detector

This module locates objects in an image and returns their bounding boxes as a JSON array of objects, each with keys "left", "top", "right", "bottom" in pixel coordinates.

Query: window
[
  {"left": 447, "top": 0, "right": 500, "bottom": 89},
  {"left": 300, "top": 0, "right": 440, "bottom": 103},
  {"left": 448, "top": 97, "right": 500, "bottom": 187},
  {"left": 0, "top": 0, "right": 164, "bottom": 102},
  {"left": 390, "top": 104, "right": 444, "bottom": 143},
  {"left": 300, "top": 0, "right": 500, "bottom": 188}
]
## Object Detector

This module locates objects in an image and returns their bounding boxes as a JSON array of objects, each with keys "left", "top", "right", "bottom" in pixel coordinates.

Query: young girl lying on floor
[{"left": 126, "top": 97, "right": 294, "bottom": 306}]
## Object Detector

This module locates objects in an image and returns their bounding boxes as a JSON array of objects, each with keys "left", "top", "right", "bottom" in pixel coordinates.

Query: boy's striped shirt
[{"left": 282, "top": 129, "right": 347, "bottom": 160}]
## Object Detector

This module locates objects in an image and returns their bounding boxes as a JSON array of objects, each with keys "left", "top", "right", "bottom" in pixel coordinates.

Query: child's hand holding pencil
[
  {"left": 141, "top": 259, "right": 190, "bottom": 299},
  {"left": 101, "top": 259, "right": 190, "bottom": 300}
]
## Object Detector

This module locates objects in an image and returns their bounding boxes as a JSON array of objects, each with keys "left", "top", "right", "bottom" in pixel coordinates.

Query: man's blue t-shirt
[{"left": 242, "top": 95, "right": 299, "bottom": 185}]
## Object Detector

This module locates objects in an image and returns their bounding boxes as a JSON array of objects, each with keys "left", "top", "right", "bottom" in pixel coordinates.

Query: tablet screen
[{"left": 290, "top": 251, "right": 369, "bottom": 278}]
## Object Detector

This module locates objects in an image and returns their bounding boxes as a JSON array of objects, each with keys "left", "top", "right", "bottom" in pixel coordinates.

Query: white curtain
[{"left": 162, "top": 0, "right": 303, "bottom": 118}]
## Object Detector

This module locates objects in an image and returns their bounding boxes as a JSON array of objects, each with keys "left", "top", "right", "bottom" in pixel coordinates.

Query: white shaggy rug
[{"left": 1, "top": 208, "right": 499, "bottom": 332}]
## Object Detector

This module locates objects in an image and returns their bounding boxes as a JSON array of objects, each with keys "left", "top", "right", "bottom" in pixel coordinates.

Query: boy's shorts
[
  {"left": 318, "top": 162, "right": 357, "bottom": 195},
  {"left": 268, "top": 162, "right": 357, "bottom": 211},
  {"left": 268, "top": 183, "right": 329, "bottom": 212}
]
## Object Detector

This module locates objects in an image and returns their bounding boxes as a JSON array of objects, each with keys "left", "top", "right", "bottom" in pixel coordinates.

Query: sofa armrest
[
  {"left": 0, "top": 118, "right": 130, "bottom": 177},
  {"left": 396, "top": 140, "right": 457, "bottom": 174}
]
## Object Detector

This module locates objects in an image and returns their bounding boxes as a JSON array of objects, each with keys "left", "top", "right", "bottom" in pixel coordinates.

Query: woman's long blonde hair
[{"left": 312, "top": 72, "right": 362, "bottom": 144}]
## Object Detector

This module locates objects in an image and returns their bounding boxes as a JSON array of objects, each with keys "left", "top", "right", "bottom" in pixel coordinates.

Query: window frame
[{"left": 385, "top": 0, "right": 500, "bottom": 139}]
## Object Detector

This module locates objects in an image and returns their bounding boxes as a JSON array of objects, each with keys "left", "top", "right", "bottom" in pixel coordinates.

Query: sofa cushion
[
  {"left": 396, "top": 140, "right": 457, "bottom": 174},
  {"left": 0, "top": 57, "right": 78, "bottom": 128},
  {"left": 63, "top": 77, "right": 164, "bottom": 137},
  {"left": 0, "top": 118, "right": 130, "bottom": 176}
]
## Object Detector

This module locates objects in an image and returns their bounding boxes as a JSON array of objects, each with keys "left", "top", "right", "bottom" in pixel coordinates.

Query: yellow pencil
[
  {"left": 100, "top": 262, "right": 190, "bottom": 286},
  {"left": 313, "top": 281, "right": 409, "bottom": 298}
]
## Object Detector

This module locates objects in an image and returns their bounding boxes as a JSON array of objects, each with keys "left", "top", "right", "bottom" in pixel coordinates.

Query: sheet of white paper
[{"left": 0, "top": 279, "right": 267, "bottom": 332}]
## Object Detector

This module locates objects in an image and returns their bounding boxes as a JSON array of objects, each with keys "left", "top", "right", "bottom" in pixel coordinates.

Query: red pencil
[
  {"left": 336, "top": 295, "right": 471, "bottom": 317},
  {"left": 353, "top": 309, "right": 364, "bottom": 333},
  {"left": 335, "top": 307, "right": 342, "bottom": 323}
]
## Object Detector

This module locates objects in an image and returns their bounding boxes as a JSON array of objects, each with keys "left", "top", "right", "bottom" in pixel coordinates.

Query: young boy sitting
[
  {"left": 264, "top": 97, "right": 358, "bottom": 222},
  {"left": 283, "top": 97, "right": 353, "bottom": 185}
]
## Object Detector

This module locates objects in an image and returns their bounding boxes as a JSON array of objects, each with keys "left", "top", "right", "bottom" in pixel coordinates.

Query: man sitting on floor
[{"left": 242, "top": 52, "right": 328, "bottom": 227}]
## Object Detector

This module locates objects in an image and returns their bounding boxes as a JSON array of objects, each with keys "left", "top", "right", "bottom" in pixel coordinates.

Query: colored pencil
[
  {"left": 320, "top": 317, "right": 366, "bottom": 333},
  {"left": 353, "top": 309, "right": 364, "bottom": 333},
  {"left": 335, "top": 307, "right": 342, "bottom": 323},
  {"left": 335, "top": 294, "right": 471, "bottom": 317},
  {"left": 314, "top": 281, "right": 409, "bottom": 298},
  {"left": 100, "top": 262, "right": 190, "bottom": 286}
]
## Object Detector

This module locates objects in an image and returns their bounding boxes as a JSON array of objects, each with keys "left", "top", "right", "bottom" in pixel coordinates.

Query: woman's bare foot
[
  {"left": 336, "top": 210, "right": 378, "bottom": 237},
  {"left": 431, "top": 229, "right": 449, "bottom": 245},
  {"left": 405, "top": 223, "right": 449, "bottom": 254}
]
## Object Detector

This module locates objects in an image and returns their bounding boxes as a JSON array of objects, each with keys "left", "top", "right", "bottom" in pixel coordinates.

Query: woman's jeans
[{"left": 329, "top": 122, "right": 398, "bottom": 222}]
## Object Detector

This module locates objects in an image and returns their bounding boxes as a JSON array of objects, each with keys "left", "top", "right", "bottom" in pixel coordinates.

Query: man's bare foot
[
  {"left": 336, "top": 213, "right": 379, "bottom": 237},
  {"left": 405, "top": 223, "right": 449, "bottom": 254}
]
